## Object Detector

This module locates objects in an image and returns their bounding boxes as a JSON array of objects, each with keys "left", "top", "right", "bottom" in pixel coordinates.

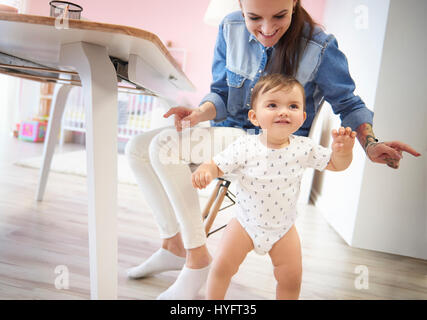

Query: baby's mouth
[{"left": 275, "top": 119, "right": 291, "bottom": 124}]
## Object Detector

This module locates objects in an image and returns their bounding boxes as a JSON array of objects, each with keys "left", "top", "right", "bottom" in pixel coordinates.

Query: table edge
[{"left": 0, "top": 12, "right": 193, "bottom": 87}]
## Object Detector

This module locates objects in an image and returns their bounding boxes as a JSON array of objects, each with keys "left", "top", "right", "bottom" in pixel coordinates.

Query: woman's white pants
[{"left": 125, "top": 125, "right": 245, "bottom": 249}]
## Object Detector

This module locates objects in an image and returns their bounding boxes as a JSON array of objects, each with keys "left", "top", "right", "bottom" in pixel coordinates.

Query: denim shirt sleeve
[
  {"left": 314, "top": 36, "right": 374, "bottom": 130},
  {"left": 199, "top": 22, "right": 228, "bottom": 122}
]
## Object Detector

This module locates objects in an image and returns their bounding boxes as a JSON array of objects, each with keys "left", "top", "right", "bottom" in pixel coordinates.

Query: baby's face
[{"left": 249, "top": 85, "right": 306, "bottom": 139}]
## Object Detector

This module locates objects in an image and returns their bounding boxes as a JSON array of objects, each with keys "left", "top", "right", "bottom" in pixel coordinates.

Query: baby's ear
[{"left": 248, "top": 109, "right": 260, "bottom": 127}]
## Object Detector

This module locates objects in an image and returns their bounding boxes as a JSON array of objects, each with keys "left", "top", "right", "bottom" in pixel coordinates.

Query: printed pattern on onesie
[{"left": 213, "top": 134, "right": 332, "bottom": 255}]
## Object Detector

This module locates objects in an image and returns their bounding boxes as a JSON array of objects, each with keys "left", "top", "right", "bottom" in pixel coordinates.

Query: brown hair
[
  {"left": 250, "top": 74, "right": 306, "bottom": 111},
  {"left": 266, "top": 0, "right": 317, "bottom": 76}
]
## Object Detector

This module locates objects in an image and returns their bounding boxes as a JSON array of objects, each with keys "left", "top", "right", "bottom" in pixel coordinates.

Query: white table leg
[
  {"left": 36, "top": 84, "right": 73, "bottom": 202},
  {"left": 60, "top": 42, "right": 118, "bottom": 300}
]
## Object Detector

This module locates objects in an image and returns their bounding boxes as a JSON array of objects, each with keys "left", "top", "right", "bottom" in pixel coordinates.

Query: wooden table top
[{"left": 0, "top": 12, "right": 195, "bottom": 92}]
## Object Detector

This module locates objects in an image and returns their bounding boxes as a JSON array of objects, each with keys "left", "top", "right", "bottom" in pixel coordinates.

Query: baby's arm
[
  {"left": 192, "top": 160, "right": 224, "bottom": 189},
  {"left": 325, "top": 127, "right": 357, "bottom": 171}
]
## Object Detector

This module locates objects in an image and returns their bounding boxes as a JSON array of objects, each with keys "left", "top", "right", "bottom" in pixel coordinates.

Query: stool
[{"left": 202, "top": 177, "right": 236, "bottom": 237}]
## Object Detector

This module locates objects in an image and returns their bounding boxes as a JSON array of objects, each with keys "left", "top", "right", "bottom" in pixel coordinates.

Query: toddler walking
[{"left": 192, "top": 74, "right": 357, "bottom": 299}]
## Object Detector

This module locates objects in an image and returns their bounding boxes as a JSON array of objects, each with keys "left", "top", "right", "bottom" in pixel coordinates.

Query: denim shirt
[{"left": 200, "top": 11, "right": 374, "bottom": 136}]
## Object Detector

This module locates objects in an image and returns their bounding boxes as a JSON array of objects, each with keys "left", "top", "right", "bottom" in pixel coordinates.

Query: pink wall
[
  {"left": 302, "top": 0, "right": 326, "bottom": 25},
  {"left": 25, "top": 0, "right": 325, "bottom": 106}
]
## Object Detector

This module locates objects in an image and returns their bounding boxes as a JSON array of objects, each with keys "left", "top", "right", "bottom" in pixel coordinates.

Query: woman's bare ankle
[
  {"left": 186, "top": 245, "right": 212, "bottom": 269},
  {"left": 162, "top": 234, "right": 186, "bottom": 258}
]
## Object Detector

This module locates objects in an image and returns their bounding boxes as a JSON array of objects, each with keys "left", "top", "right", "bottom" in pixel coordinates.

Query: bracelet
[
  {"left": 364, "top": 135, "right": 378, "bottom": 150},
  {"left": 364, "top": 137, "right": 379, "bottom": 161}
]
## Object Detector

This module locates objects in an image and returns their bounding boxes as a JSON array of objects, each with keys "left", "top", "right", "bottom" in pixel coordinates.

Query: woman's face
[{"left": 240, "top": 0, "right": 296, "bottom": 48}]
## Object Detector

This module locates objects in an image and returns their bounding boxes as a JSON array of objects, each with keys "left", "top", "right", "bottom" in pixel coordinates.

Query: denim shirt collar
[{"left": 248, "top": 33, "right": 257, "bottom": 43}]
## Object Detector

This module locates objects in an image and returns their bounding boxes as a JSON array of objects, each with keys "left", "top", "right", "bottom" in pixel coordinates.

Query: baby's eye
[
  {"left": 267, "top": 103, "right": 277, "bottom": 108},
  {"left": 289, "top": 104, "right": 299, "bottom": 110}
]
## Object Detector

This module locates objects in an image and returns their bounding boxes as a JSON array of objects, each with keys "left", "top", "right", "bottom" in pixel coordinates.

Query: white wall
[
  {"left": 0, "top": 75, "right": 20, "bottom": 134},
  {"left": 313, "top": 0, "right": 427, "bottom": 260},
  {"left": 352, "top": 0, "right": 427, "bottom": 259},
  {"left": 312, "top": 0, "right": 390, "bottom": 244},
  {"left": 0, "top": 0, "right": 34, "bottom": 135}
]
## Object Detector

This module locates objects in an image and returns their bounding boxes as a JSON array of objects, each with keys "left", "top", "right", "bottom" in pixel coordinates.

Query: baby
[{"left": 192, "top": 74, "right": 357, "bottom": 300}]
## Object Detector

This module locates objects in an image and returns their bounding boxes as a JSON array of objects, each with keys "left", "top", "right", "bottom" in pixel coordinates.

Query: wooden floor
[{"left": 0, "top": 133, "right": 426, "bottom": 300}]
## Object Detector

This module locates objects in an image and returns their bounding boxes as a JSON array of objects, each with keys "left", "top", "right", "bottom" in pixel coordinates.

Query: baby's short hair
[{"left": 250, "top": 74, "right": 306, "bottom": 111}]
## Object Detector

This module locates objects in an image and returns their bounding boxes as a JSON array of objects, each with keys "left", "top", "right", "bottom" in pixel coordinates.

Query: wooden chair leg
[
  {"left": 204, "top": 186, "right": 228, "bottom": 236},
  {"left": 203, "top": 178, "right": 235, "bottom": 237},
  {"left": 202, "top": 180, "right": 222, "bottom": 220}
]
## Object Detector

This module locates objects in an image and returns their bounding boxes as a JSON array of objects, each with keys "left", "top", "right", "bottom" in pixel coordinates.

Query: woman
[{"left": 125, "top": 0, "right": 420, "bottom": 300}]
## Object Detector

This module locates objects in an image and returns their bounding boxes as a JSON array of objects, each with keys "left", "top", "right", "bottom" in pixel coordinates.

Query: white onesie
[{"left": 213, "top": 134, "right": 331, "bottom": 255}]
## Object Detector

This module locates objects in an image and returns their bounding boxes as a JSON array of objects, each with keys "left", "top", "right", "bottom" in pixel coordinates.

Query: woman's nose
[{"left": 261, "top": 21, "right": 275, "bottom": 34}]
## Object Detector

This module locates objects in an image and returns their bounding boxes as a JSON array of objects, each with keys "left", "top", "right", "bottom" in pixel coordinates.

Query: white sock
[
  {"left": 156, "top": 264, "right": 211, "bottom": 300},
  {"left": 127, "top": 248, "right": 186, "bottom": 279}
]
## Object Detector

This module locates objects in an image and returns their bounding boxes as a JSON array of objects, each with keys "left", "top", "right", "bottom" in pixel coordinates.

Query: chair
[
  {"left": 202, "top": 177, "right": 235, "bottom": 237},
  {"left": 188, "top": 162, "right": 236, "bottom": 237}
]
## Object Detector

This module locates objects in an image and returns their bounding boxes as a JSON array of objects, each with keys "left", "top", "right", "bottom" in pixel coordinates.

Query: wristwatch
[{"left": 364, "top": 135, "right": 379, "bottom": 157}]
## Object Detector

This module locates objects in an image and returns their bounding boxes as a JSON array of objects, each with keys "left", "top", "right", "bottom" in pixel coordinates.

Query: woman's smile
[
  {"left": 257, "top": 28, "right": 282, "bottom": 47},
  {"left": 259, "top": 29, "right": 279, "bottom": 38}
]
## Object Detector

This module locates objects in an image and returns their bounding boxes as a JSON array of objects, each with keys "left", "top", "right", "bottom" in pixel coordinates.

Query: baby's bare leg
[
  {"left": 268, "top": 225, "right": 302, "bottom": 300},
  {"left": 206, "top": 218, "right": 254, "bottom": 299}
]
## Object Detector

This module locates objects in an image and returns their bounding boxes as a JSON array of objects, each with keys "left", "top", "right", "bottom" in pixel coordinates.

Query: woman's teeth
[{"left": 260, "top": 30, "right": 277, "bottom": 38}]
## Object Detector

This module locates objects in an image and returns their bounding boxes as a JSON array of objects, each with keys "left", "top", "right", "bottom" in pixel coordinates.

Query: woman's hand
[
  {"left": 356, "top": 123, "right": 421, "bottom": 169},
  {"left": 163, "top": 106, "right": 203, "bottom": 132},
  {"left": 366, "top": 141, "right": 421, "bottom": 169}
]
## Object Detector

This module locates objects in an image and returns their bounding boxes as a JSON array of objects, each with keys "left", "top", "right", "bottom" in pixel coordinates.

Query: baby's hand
[
  {"left": 192, "top": 166, "right": 214, "bottom": 189},
  {"left": 331, "top": 127, "right": 357, "bottom": 154}
]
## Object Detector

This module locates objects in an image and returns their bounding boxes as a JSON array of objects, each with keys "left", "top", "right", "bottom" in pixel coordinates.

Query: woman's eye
[
  {"left": 249, "top": 17, "right": 260, "bottom": 21},
  {"left": 274, "top": 14, "right": 286, "bottom": 19},
  {"left": 267, "top": 103, "right": 277, "bottom": 108}
]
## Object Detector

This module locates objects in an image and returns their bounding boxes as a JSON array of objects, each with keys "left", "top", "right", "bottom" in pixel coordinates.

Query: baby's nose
[{"left": 278, "top": 108, "right": 288, "bottom": 117}]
